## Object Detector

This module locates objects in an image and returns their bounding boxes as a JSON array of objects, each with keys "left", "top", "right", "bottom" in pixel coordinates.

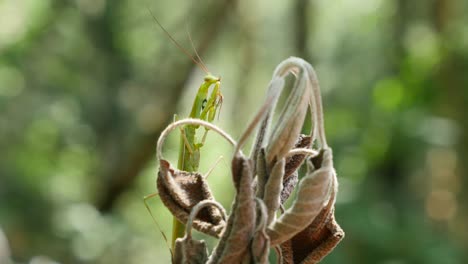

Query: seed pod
[
  {"left": 207, "top": 156, "right": 256, "bottom": 264},
  {"left": 173, "top": 200, "right": 227, "bottom": 264},
  {"left": 267, "top": 148, "right": 334, "bottom": 246},
  {"left": 157, "top": 159, "right": 226, "bottom": 238}
]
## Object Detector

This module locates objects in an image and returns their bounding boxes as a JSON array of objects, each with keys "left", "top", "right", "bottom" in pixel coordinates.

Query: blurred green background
[{"left": 1, "top": 0, "right": 467, "bottom": 263}]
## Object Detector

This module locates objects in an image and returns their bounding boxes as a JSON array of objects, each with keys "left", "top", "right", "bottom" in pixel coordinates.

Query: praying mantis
[
  {"left": 172, "top": 72, "right": 223, "bottom": 248},
  {"left": 145, "top": 8, "right": 224, "bottom": 251}
]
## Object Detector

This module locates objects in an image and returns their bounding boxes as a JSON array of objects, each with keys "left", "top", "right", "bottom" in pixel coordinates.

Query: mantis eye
[{"left": 201, "top": 99, "right": 207, "bottom": 110}]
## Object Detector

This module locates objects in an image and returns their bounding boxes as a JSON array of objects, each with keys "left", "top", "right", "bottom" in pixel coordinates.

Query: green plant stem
[
  {"left": 171, "top": 217, "right": 186, "bottom": 249},
  {"left": 172, "top": 126, "right": 199, "bottom": 250}
]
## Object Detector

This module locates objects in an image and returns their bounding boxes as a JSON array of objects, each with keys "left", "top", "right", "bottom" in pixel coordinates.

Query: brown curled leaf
[
  {"left": 250, "top": 78, "right": 285, "bottom": 173},
  {"left": 173, "top": 235, "right": 209, "bottom": 264},
  {"left": 251, "top": 198, "right": 270, "bottom": 264},
  {"left": 174, "top": 200, "right": 227, "bottom": 264},
  {"left": 284, "top": 135, "right": 311, "bottom": 180},
  {"left": 279, "top": 191, "right": 344, "bottom": 264},
  {"left": 157, "top": 159, "right": 226, "bottom": 238},
  {"left": 290, "top": 211, "right": 344, "bottom": 264},
  {"left": 280, "top": 170, "right": 298, "bottom": 204},
  {"left": 263, "top": 158, "right": 285, "bottom": 225},
  {"left": 208, "top": 156, "right": 256, "bottom": 264},
  {"left": 266, "top": 69, "right": 310, "bottom": 165},
  {"left": 256, "top": 136, "right": 310, "bottom": 216},
  {"left": 279, "top": 134, "right": 311, "bottom": 205},
  {"left": 267, "top": 148, "right": 334, "bottom": 246},
  {"left": 255, "top": 148, "right": 268, "bottom": 199}
]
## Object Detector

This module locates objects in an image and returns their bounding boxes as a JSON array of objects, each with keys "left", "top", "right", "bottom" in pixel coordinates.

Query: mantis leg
[
  {"left": 143, "top": 193, "right": 172, "bottom": 256},
  {"left": 203, "top": 155, "right": 225, "bottom": 179},
  {"left": 201, "top": 129, "right": 209, "bottom": 146},
  {"left": 180, "top": 127, "right": 194, "bottom": 154},
  {"left": 175, "top": 114, "right": 195, "bottom": 155}
]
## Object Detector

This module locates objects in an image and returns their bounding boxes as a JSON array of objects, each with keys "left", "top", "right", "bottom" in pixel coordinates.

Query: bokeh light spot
[
  {"left": 426, "top": 189, "right": 457, "bottom": 221},
  {"left": 373, "top": 78, "right": 404, "bottom": 112}
]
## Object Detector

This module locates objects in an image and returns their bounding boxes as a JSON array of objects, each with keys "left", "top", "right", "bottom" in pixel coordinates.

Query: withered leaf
[
  {"left": 279, "top": 191, "right": 344, "bottom": 264},
  {"left": 266, "top": 69, "right": 310, "bottom": 165},
  {"left": 280, "top": 171, "right": 298, "bottom": 205},
  {"left": 251, "top": 198, "right": 270, "bottom": 264},
  {"left": 267, "top": 148, "right": 334, "bottom": 246},
  {"left": 173, "top": 236, "right": 209, "bottom": 264},
  {"left": 280, "top": 134, "right": 311, "bottom": 204},
  {"left": 255, "top": 149, "right": 268, "bottom": 199},
  {"left": 157, "top": 159, "right": 226, "bottom": 238},
  {"left": 284, "top": 135, "right": 311, "bottom": 180},
  {"left": 250, "top": 78, "right": 285, "bottom": 172},
  {"left": 208, "top": 156, "right": 256, "bottom": 264},
  {"left": 173, "top": 200, "right": 227, "bottom": 264},
  {"left": 258, "top": 135, "right": 310, "bottom": 205},
  {"left": 263, "top": 158, "right": 285, "bottom": 225}
]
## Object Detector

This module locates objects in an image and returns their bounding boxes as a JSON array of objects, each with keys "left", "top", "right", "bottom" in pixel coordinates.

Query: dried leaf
[
  {"left": 208, "top": 156, "right": 256, "bottom": 264},
  {"left": 284, "top": 135, "right": 311, "bottom": 180},
  {"left": 263, "top": 158, "right": 285, "bottom": 225},
  {"left": 255, "top": 148, "right": 268, "bottom": 199},
  {"left": 157, "top": 159, "right": 226, "bottom": 238},
  {"left": 267, "top": 148, "right": 334, "bottom": 246},
  {"left": 174, "top": 200, "right": 227, "bottom": 264},
  {"left": 280, "top": 171, "right": 298, "bottom": 205},
  {"left": 280, "top": 134, "right": 311, "bottom": 204},
  {"left": 173, "top": 234, "right": 209, "bottom": 264},
  {"left": 250, "top": 78, "right": 285, "bottom": 170},
  {"left": 258, "top": 135, "right": 309, "bottom": 205},
  {"left": 279, "top": 192, "right": 344, "bottom": 264},
  {"left": 266, "top": 69, "right": 310, "bottom": 164},
  {"left": 251, "top": 198, "right": 270, "bottom": 264}
]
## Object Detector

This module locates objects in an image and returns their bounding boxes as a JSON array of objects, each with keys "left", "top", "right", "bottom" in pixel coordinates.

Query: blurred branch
[
  {"left": 373, "top": 0, "right": 409, "bottom": 202},
  {"left": 96, "top": 0, "right": 238, "bottom": 212},
  {"left": 432, "top": 0, "right": 468, "bottom": 225},
  {"left": 294, "top": 0, "right": 310, "bottom": 60},
  {"left": 231, "top": 4, "right": 257, "bottom": 122},
  {"left": 389, "top": 0, "right": 408, "bottom": 72},
  {"left": 433, "top": 0, "right": 450, "bottom": 32}
]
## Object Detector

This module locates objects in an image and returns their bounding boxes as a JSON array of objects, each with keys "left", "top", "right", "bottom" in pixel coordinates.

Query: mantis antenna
[
  {"left": 186, "top": 24, "right": 210, "bottom": 74},
  {"left": 146, "top": 7, "right": 210, "bottom": 74}
]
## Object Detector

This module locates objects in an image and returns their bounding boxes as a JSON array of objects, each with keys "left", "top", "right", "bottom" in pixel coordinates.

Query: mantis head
[{"left": 204, "top": 74, "right": 221, "bottom": 84}]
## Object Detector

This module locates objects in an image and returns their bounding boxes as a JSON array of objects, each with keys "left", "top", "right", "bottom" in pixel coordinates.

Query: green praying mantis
[
  {"left": 176, "top": 72, "right": 222, "bottom": 172},
  {"left": 172, "top": 72, "right": 222, "bottom": 248},
  {"left": 144, "top": 8, "right": 224, "bottom": 251}
]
